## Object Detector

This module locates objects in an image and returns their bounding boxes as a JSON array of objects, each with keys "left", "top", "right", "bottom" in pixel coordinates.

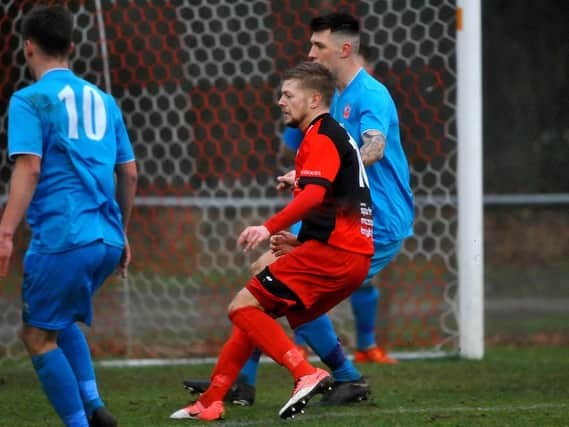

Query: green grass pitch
[{"left": 1, "top": 346, "right": 568, "bottom": 426}]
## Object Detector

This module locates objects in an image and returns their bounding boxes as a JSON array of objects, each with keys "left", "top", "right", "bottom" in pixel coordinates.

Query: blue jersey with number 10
[{"left": 7, "top": 69, "right": 135, "bottom": 253}]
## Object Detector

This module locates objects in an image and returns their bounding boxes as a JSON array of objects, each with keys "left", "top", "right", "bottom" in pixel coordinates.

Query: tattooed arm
[{"left": 360, "top": 130, "right": 386, "bottom": 166}]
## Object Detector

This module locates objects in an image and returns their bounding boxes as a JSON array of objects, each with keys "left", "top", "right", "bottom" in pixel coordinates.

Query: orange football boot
[{"left": 354, "top": 346, "right": 398, "bottom": 364}]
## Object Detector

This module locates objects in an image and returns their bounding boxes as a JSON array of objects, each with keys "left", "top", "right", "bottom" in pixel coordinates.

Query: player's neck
[
  {"left": 336, "top": 61, "right": 361, "bottom": 93},
  {"left": 299, "top": 108, "right": 328, "bottom": 132},
  {"left": 33, "top": 58, "right": 70, "bottom": 80}
]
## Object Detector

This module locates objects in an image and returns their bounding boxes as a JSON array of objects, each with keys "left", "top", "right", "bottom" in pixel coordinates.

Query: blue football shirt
[
  {"left": 330, "top": 68, "right": 414, "bottom": 243},
  {"left": 7, "top": 68, "right": 135, "bottom": 253},
  {"left": 282, "top": 126, "right": 303, "bottom": 152}
]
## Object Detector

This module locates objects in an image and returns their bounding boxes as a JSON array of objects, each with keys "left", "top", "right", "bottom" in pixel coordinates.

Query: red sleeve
[{"left": 263, "top": 184, "right": 326, "bottom": 234}]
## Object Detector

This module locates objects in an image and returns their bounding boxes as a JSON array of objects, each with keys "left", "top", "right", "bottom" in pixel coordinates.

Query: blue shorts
[
  {"left": 361, "top": 239, "right": 403, "bottom": 287},
  {"left": 22, "top": 241, "right": 122, "bottom": 330}
]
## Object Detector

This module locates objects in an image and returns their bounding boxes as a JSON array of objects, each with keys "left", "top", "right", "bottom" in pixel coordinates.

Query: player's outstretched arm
[
  {"left": 0, "top": 155, "right": 40, "bottom": 278},
  {"left": 264, "top": 184, "right": 326, "bottom": 238},
  {"left": 238, "top": 226, "right": 270, "bottom": 252},
  {"left": 115, "top": 161, "right": 138, "bottom": 277},
  {"left": 241, "top": 184, "right": 324, "bottom": 253}
]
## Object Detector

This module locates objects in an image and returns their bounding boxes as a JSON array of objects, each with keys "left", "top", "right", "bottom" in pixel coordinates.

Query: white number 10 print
[{"left": 58, "top": 85, "right": 107, "bottom": 141}]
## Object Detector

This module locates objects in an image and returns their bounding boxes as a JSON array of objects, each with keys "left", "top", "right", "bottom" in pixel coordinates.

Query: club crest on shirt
[{"left": 343, "top": 104, "right": 351, "bottom": 119}]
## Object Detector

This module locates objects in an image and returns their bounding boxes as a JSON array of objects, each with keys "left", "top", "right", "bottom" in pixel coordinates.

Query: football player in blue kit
[{"left": 0, "top": 5, "right": 137, "bottom": 426}]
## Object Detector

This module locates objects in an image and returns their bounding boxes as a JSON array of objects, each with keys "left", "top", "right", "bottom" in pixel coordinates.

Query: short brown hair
[{"left": 282, "top": 61, "right": 336, "bottom": 106}]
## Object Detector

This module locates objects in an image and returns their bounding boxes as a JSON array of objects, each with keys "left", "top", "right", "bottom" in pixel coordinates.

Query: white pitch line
[{"left": 98, "top": 351, "right": 451, "bottom": 368}]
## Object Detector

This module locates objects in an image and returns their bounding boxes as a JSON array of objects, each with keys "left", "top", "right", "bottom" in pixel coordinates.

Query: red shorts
[{"left": 246, "top": 240, "right": 370, "bottom": 329}]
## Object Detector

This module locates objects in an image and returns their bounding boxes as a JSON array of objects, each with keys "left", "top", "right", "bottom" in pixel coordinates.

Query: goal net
[{"left": 0, "top": 0, "right": 459, "bottom": 362}]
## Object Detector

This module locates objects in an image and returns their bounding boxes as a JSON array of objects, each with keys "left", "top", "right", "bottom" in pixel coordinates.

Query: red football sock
[
  {"left": 230, "top": 306, "right": 315, "bottom": 380},
  {"left": 199, "top": 326, "right": 254, "bottom": 407}
]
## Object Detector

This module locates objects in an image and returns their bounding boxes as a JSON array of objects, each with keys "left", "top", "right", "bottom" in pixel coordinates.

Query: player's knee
[
  {"left": 227, "top": 287, "right": 262, "bottom": 316},
  {"left": 20, "top": 325, "right": 57, "bottom": 356}
]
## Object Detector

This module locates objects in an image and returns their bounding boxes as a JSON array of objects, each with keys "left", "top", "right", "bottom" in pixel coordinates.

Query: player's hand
[
  {"left": 270, "top": 231, "right": 300, "bottom": 257},
  {"left": 276, "top": 170, "right": 296, "bottom": 192},
  {"left": 0, "top": 229, "right": 14, "bottom": 279},
  {"left": 238, "top": 225, "right": 270, "bottom": 252},
  {"left": 117, "top": 235, "right": 131, "bottom": 278}
]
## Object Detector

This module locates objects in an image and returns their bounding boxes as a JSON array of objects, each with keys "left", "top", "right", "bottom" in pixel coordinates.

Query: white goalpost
[{"left": 456, "top": 0, "right": 484, "bottom": 359}]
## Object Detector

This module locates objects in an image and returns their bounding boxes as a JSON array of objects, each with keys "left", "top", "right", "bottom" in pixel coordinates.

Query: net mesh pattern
[{"left": 0, "top": 0, "right": 457, "bottom": 360}]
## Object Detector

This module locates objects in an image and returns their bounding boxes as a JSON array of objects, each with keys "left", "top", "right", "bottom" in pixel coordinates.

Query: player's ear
[
  {"left": 24, "top": 39, "right": 33, "bottom": 57},
  {"left": 310, "top": 91, "right": 322, "bottom": 109},
  {"left": 340, "top": 41, "right": 353, "bottom": 58},
  {"left": 67, "top": 42, "right": 75, "bottom": 56}
]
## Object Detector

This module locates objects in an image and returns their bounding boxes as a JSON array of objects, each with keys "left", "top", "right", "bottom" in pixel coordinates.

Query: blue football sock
[
  {"left": 323, "top": 342, "right": 362, "bottom": 382},
  {"left": 294, "top": 332, "right": 306, "bottom": 346},
  {"left": 32, "top": 348, "right": 88, "bottom": 427},
  {"left": 238, "top": 347, "right": 262, "bottom": 387},
  {"left": 58, "top": 324, "right": 103, "bottom": 417},
  {"left": 350, "top": 286, "right": 380, "bottom": 350},
  {"left": 295, "top": 314, "right": 361, "bottom": 382}
]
